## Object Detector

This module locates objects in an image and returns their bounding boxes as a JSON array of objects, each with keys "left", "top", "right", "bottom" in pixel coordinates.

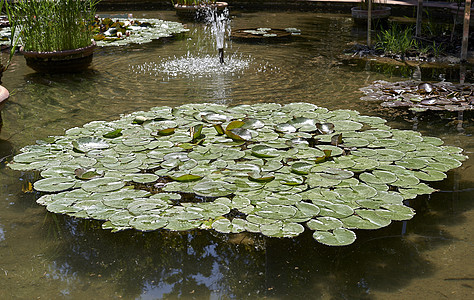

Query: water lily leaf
[
  {"left": 81, "top": 177, "right": 125, "bottom": 193},
  {"left": 169, "top": 174, "right": 203, "bottom": 182},
  {"left": 355, "top": 209, "right": 392, "bottom": 228},
  {"left": 281, "top": 222, "right": 305, "bottom": 237},
  {"left": 109, "top": 211, "right": 135, "bottom": 227},
  {"left": 307, "top": 217, "right": 343, "bottom": 231},
  {"left": 242, "top": 118, "right": 265, "bottom": 129},
  {"left": 72, "top": 137, "right": 109, "bottom": 153},
  {"left": 413, "top": 169, "right": 447, "bottom": 181},
  {"left": 246, "top": 215, "right": 279, "bottom": 227},
  {"left": 103, "top": 129, "right": 123, "bottom": 138},
  {"left": 124, "top": 173, "right": 159, "bottom": 183},
  {"left": 317, "top": 123, "right": 335, "bottom": 134},
  {"left": 248, "top": 173, "right": 275, "bottom": 183},
  {"left": 331, "top": 133, "right": 343, "bottom": 146},
  {"left": 396, "top": 158, "right": 428, "bottom": 170},
  {"left": 340, "top": 215, "right": 383, "bottom": 230},
  {"left": 291, "top": 162, "right": 313, "bottom": 175},
  {"left": 321, "top": 168, "right": 354, "bottom": 180},
  {"left": 316, "top": 202, "right": 354, "bottom": 218},
  {"left": 165, "top": 219, "right": 202, "bottom": 231},
  {"left": 155, "top": 128, "right": 176, "bottom": 136},
  {"left": 251, "top": 145, "right": 281, "bottom": 158},
  {"left": 277, "top": 173, "right": 305, "bottom": 186},
  {"left": 129, "top": 215, "right": 168, "bottom": 231},
  {"left": 212, "top": 218, "right": 232, "bottom": 233},
  {"left": 332, "top": 120, "right": 363, "bottom": 131},
  {"left": 359, "top": 170, "right": 397, "bottom": 184},
  {"left": 193, "top": 181, "right": 236, "bottom": 197},
  {"left": 213, "top": 124, "right": 225, "bottom": 135},
  {"left": 377, "top": 204, "right": 415, "bottom": 220},
  {"left": 275, "top": 123, "right": 296, "bottom": 133},
  {"left": 375, "top": 149, "right": 405, "bottom": 162},
  {"left": 289, "top": 117, "right": 316, "bottom": 128},
  {"left": 34, "top": 178, "right": 76, "bottom": 192},
  {"left": 46, "top": 201, "right": 82, "bottom": 214},
  {"left": 307, "top": 173, "right": 341, "bottom": 188},
  {"left": 190, "top": 124, "right": 204, "bottom": 141},
  {"left": 75, "top": 168, "right": 104, "bottom": 180},
  {"left": 256, "top": 204, "right": 297, "bottom": 220},
  {"left": 312, "top": 228, "right": 356, "bottom": 246}
]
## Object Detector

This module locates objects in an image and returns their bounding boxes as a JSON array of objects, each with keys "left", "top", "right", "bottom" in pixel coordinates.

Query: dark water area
[{"left": 0, "top": 10, "right": 472, "bottom": 299}]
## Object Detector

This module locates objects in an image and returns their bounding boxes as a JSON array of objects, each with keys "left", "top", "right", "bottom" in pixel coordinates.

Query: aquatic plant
[
  {"left": 92, "top": 18, "right": 189, "bottom": 47},
  {"left": 8, "top": 103, "right": 467, "bottom": 246},
  {"left": 375, "top": 24, "right": 446, "bottom": 59},
  {"left": 10, "top": 0, "right": 98, "bottom": 52},
  {"left": 375, "top": 24, "right": 417, "bottom": 56},
  {"left": 360, "top": 80, "right": 474, "bottom": 112},
  {"left": 0, "top": 0, "right": 20, "bottom": 73}
]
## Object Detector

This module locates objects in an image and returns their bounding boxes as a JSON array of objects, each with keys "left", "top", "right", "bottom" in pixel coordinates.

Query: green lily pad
[
  {"left": 72, "top": 137, "right": 109, "bottom": 153},
  {"left": 81, "top": 177, "right": 125, "bottom": 193},
  {"left": 34, "top": 178, "right": 77, "bottom": 192},
  {"left": 312, "top": 228, "right": 356, "bottom": 246}
]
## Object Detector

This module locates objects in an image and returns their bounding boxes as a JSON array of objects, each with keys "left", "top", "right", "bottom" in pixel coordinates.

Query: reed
[
  {"left": 375, "top": 24, "right": 417, "bottom": 55},
  {"left": 11, "top": 0, "right": 99, "bottom": 52}
]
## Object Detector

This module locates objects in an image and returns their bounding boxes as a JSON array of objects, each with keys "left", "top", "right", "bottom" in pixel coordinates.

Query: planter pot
[
  {"left": 351, "top": 6, "right": 391, "bottom": 24},
  {"left": 0, "top": 85, "right": 10, "bottom": 134},
  {"left": 20, "top": 40, "right": 96, "bottom": 73},
  {"left": 174, "top": 2, "right": 228, "bottom": 21}
]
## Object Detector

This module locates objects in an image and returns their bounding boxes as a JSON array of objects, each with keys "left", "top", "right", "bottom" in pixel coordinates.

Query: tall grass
[
  {"left": 375, "top": 24, "right": 417, "bottom": 56},
  {"left": 12, "top": 0, "right": 99, "bottom": 52}
]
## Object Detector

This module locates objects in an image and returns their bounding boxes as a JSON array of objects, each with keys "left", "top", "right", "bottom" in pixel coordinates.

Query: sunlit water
[{"left": 0, "top": 10, "right": 473, "bottom": 299}]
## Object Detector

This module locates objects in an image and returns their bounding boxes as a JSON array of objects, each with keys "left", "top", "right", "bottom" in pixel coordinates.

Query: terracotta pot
[
  {"left": 351, "top": 6, "right": 391, "bottom": 22},
  {"left": 20, "top": 40, "right": 96, "bottom": 73},
  {"left": 0, "top": 85, "right": 10, "bottom": 134},
  {"left": 174, "top": 1, "right": 228, "bottom": 21}
]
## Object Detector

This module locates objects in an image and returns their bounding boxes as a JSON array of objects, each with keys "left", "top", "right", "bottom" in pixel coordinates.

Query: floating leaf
[
  {"left": 34, "top": 178, "right": 76, "bottom": 192},
  {"left": 312, "top": 228, "right": 356, "bottom": 246},
  {"left": 72, "top": 137, "right": 109, "bottom": 153},
  {"left": 103, "top": 129, "right": 123, "bottom": 138}
]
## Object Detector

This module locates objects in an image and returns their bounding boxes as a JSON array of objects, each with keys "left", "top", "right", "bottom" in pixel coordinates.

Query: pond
[{"left": 0, "top": 9, "right": 473, "bottom": 299}]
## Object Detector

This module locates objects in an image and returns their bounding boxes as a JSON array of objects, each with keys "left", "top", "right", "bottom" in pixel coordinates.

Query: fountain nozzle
[{"left": 218, "top": 48, "right": 224, "bottom": 64}]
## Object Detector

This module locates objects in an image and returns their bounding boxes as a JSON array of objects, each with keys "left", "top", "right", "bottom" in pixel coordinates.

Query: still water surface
[{"left": 0, "top": 10, "right": 473, "bottom": 299}]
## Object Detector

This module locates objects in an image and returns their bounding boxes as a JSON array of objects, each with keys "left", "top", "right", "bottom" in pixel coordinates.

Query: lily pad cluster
[
  {"left": 231, "top": 28, "right": 300, "bottom": 41},
  {"left": 92, "top": 18, "right": 188, "bottom": 47},
  {"left": 8, "top": 103, "right": 467, "bottom": 246},
  {"left": 360, "top": 80, "right": 474, "bottom": 112}
]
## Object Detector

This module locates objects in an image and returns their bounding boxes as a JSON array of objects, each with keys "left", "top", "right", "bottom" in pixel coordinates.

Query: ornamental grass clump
[{"left": 13, "top": 0, "right": 99, "bottom": 52}]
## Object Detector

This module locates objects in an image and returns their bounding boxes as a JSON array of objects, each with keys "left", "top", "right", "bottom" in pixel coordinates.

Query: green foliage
[
  {"left": 11, "top": 0, "right": 99, "bottom": 52},
  {"left": 375, "top": 23, "right": 445, "bottom": 58},
  {"left": 375, "top": 24, "right": 417, "bottom": 56}
]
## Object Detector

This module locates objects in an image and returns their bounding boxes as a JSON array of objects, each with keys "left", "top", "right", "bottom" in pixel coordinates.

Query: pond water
[{"left": 0, "top": 10, "right": 473, "bottom": 299}]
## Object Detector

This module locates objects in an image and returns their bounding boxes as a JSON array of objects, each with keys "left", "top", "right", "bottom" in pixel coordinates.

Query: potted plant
[
  {"left": 172, "top": 0, "right": 228, "bottom": 21},
  {"left": 351, "top": 0, "right": 391, "bottom": 24},
  {"left": 0, "top": 0, "right": 20, "bottom": 83},
  {"left": 10, "top": 0, "right": 99, "bottom": 73}
]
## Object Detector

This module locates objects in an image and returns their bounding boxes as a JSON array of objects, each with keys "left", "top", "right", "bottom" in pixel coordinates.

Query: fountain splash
[{"left": 130, "top": 52, "right": 252, "bottom": 78}]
